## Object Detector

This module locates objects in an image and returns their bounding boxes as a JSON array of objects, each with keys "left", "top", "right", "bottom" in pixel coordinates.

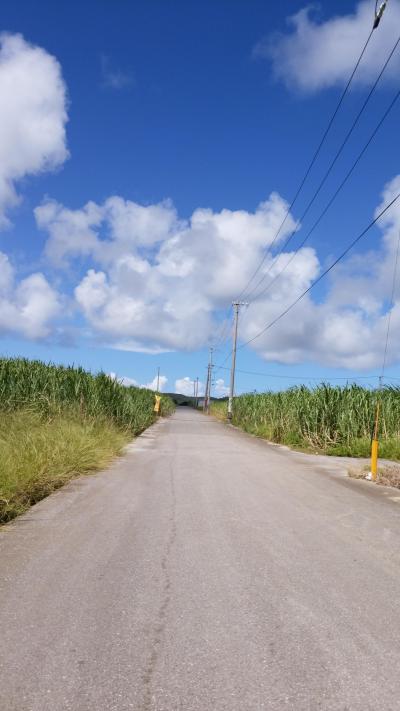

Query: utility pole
[
  {"left": 195, "top": 377, "right": 199, "bottom": 408},
  {"left": 204, "top": 347, "right": 213, "bottom": 414},
  {"left": 203, "top": 369, "right": 209, "bottom": 412},
  {"left": 228, "top": 301, "right": 247, "bottom": 420},
  {"left": 156, "top": 366, "right": 160, "bottom": 393}
]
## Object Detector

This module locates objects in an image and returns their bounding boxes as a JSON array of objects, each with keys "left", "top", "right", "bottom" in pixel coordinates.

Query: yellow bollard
[
  {"left": 370, "top": 400, "right": 380, "bottom": 481},
  {"left": 154, "top": 395, "right": 161, "bottom": 415},
  {"left": 371, "top": 438, "right": 379, "bottom": 481}
]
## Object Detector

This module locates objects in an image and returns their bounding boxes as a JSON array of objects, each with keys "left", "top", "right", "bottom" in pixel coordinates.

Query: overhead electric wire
[
  {"left": 245, "top": 31, "right": 400, "bottom": 303},
  {"left": 215, "top": 365, "right": 380, "bottom": 381},
  {"left": 212, "top": 310, "right": 235, "bottom": 352},
  {"left": 237, "top": 10, "right": 380, "bottom": 303},
  {"left": 214, "top": 75, "right": 400, "bottom": 374},
  {"left": 213, "top": 347, "right": 235, "bottom": 374},
  {"left": 213, "top": 2, "right": 391, "bottom": 373},
  {"left": 251, "top": 77, "right": 400, "bottom": 303},
  {"left": 237, "top": 190, "right": 400, "bottom": 350}
]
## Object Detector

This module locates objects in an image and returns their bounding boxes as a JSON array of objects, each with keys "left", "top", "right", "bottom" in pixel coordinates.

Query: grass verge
[
  {"left": 210, "top": 395, "right": 400, "bottom": 461},
  {"left": 0, "top": 409, "right": 131, "bottom": 524},
  {"left": 0, "top": 357, "right": 175, "bottom": 523}
]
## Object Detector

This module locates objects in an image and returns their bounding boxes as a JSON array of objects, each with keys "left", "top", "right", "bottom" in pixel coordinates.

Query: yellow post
[
  {"left": 370, "top": 400, "right": 380, "bottom": 481},
  {"left": 154, "top": 395, "right": 161, "bottom": 415},
  {"left": 371, "top": 439, "right": 379, "bottom": 480}
]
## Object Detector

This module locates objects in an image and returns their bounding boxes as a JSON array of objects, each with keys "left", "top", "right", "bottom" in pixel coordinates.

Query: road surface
[{"left": 1, "top": 408, "right": 400, "bottom": 711}]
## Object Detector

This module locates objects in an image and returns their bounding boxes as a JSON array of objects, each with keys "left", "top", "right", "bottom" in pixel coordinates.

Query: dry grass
[
  {"left": 0, "top": 409, "right": 131, "bottom": 523},
  {"left": 348, "top": 463, "right": 400, "bottom": 489},
  {"left": 376, "top": 466, "right": 400, "bottom": 488}
]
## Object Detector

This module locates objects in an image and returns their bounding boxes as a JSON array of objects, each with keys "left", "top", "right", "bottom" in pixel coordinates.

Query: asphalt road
[{"left": 1, "top": 408, "right": 400, "bottom": 711}]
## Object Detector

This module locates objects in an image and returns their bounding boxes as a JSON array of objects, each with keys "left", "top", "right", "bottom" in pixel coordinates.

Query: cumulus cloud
[
  {"left": 35, "top": 192, "right": 299, "bottom": 352},
  {"left": 32, "top": 173, "right": 400, "bottom": 370},
  {"left": 0, "top": 252, "right": 61, "bottom": 339},
  {"left": 175, "top": 377, "right": 205, "bottom": 397},
  {"left": 254, "top": 0, "right": 400, "bottom": 92},
  {"left": 144, "top": 374, "right": 168, "bottom": 392},
  {"left": 214, "top": 378, "right": 229, "bottom": 397},
  {"left": 240, "top": 175, "right": 400, "bottom": 369},
  {"left": 109, "top": 371, "right": 168, "bottom": 391},
  {"left": 109, "top": 372, "right": 139, "bottom": 387},
  {"left": 35, "top": 196, "right": 179, "bottom": 268},
  {"left": 0, "top": 33, "right": 68, "bottom": 226}
]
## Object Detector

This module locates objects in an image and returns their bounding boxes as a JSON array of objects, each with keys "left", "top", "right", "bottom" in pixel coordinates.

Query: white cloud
[
  {"left": 110, "top": 341, "right": 171, "bottom": 355},
  {"left": 109, "top": 372, "right": 139, "bottom": 387},
  {"left": 214, "top": 378, "right": 229, "bottom": 397},
  {"left": 0, "top": 33, "right": 68, "bottom": 226},
  {"left": 175, "top": 377, "right": 193, "bottom": 396},
  {"left": 255, "top": 1, "right": 400, "bottom": 92},
  {"left": 239, "top": 175, "right": 400, "bottom": 369},
  {"left": 0, "top": 252, "right": 61, "bottom": 339},
  {"left": 109, "top": 371, "right": 168, "bottom": 391},
  {"left": 143, "top": 374, "right": 168, "bottom": 392},
  {"left": 35, "top": 196, "right": 179, "bottom": 268},
  {"left": 36, "top": 191, "right": 299, "bottom": 352},
  {"left": 36, "top": 200, "right": 103, "bottom": 267},
  {"left": 174, "top": 377, "right": 205, "bottom": 397},
  {"left": 175, "top": 377, "right": 195, "bottom": 396},
  {"left": 31, "top": 174, "right": 400, "bottom": 371}
]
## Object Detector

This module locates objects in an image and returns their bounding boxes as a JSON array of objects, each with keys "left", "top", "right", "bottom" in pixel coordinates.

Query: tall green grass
[
  {"left": 0, "top": 358, "right": 175, "bottom": 522},
  {"left": 0, "top": 410, "right": 130, "bottom": 522},
  {"left": 0, "top": 357, "right": 174, "bottom": 430},
  {"left": 211, "top": 384, "right": 400, "bottom": 459}
]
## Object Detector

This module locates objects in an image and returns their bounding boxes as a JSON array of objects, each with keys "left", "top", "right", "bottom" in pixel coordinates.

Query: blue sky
[{"left": 1, "top": 0, "right": 400, "bottom": 395}]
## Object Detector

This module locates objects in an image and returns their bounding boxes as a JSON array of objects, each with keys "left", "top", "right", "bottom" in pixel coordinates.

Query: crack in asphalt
[{"left": 141, "top": 462, "right": 177, "bottom": 711}]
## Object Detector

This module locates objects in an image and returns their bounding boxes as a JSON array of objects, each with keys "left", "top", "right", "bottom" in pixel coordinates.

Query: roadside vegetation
[
  {"left": 211, "top": 384, "right": 400, "bottom": 461},
  {"left": 0, "top": 358, "right": 174, "bottom": 523}
]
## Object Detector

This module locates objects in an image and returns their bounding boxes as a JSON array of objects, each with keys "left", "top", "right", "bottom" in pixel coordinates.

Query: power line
[
  {"left": 215, "top": 7, "right": 391, "bottom": 357},
  {"left": 212, "top": 3, "right": 392, "bottom": 375},
  {"left": 245, "top": 31, "right": 400, "bottom": 303},
  {"left": 212, "top": 310, "right": 234, "bottom": 352},
  {"left": 237, "top": 7, "right": 384, "bottom": 303},
  {"left": 216, "top": 190, "right": 400, "bottom": 369},
  {"left": 239, "top": 190, "right": 400, "bottom": 349},
  {"left": 216, "top": 365, "right": 380, "bottom": 381},
  {"left": 251, "top": 77, "right": 400, "bottom": 303}
]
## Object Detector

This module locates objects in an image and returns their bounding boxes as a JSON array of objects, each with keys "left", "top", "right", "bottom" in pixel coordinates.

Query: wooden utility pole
[
  {"left": 204, "top": 348, "right": 213, "bottom": 414},
  {"left": 228, "top": 301, "right": 247, "bottom": 420}
]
